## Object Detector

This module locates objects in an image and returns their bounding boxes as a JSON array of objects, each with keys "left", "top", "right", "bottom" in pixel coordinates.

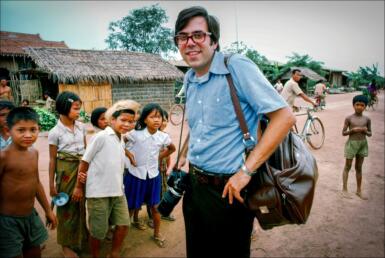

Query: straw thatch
[
  {"left": 280, "top": 67, "right": 326, "bottom": 81},
  {"left": 23, "top": 47, "right": 184, "bottom": 84}
]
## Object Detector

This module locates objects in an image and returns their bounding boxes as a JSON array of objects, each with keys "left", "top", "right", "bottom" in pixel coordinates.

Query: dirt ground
[{"left": 33, "top": 91, "right": 384, "bottom": 257}]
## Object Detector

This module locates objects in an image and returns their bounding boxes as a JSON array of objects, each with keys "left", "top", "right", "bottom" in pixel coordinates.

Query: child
[
  {"left": 43, "top": 92, "right": 55, "bottom": 112},
  {"left": 90, "top": 107, "right": 108, "bottom": 133},
  {"left": 342, "top": 95, "right": 372, "bottom": 200},
  {"left": 0, "top": 107, "right": 57, "bottom": 258},
  {"left": 21, "top": 99, "right": 30, "bottom": 107},
  {"left": 73, "top": 101, "right": 135, "bottom": 258},
  {"left": 0, "top": 100, "right": 15, "bottom": 150},
  {"left": 48, "top": 91, "right": 88, "bottom": 257},
  {"left": 159, "top": 110, "right": 176, "bottom": 221},
  {"left": 124, "top": 103, "right": 176, "bottom": 248}
]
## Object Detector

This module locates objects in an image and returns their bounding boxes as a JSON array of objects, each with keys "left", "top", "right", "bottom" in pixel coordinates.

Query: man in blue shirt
[
  {"left": 173, "top": 6, "right": 296, "bottom": 258},
  {"left": 0, "top": 100, "right": 15, "bottom": 150}
]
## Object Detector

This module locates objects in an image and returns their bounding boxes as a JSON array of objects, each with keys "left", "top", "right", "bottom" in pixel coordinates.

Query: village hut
[
  {"left": 0, "top": 31, "right": 68, "bottom": 104},
  {"left": 24, "top": 47, "right": 184, "bottom": 113},
  {"left": 279, "top": 66, "right": 327, "bottom": 93}
]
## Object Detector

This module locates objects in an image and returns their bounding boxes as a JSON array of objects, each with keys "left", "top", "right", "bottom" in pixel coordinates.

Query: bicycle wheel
[
  {"left": 306, "top": 117, "right": 325, "bottom": 149},
  {"left": 169, "top": 104, "right": 184, "bottom": 126}
]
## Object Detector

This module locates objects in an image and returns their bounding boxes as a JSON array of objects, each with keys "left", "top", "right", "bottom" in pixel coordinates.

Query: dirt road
[{"left": 34, "top": 91, "right": 384, "bottom": 257}]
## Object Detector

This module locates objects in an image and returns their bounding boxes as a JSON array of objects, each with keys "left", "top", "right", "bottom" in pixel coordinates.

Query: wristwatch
[{"left": 241, "top": 164, "right": 255, "bottom": 176}]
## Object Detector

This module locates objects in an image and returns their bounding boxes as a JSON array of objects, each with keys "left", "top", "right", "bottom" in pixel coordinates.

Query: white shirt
[
  {"left": 82, "top": 126, "right": 126, "bottom": 198},
  {"left": 48, "top": 120, "right": 86, "bottom": 155},
  {"left": 314, "top": 83, "right": 326, "bottom": 95},
  {"left": 125, "top": 128, "right": 171, "bottom": 180},
  {"left": 281, "top": 78, "right": 303, "bottom": 107}
]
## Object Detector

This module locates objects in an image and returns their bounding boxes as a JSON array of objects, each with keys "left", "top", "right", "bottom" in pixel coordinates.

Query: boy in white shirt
[{"left": 73, "top": 102, "right": 136, "bottom": 258}]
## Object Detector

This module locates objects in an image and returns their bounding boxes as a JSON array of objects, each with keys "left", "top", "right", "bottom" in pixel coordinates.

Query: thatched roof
[
  {"left": 280, "top": 67, "right": 326, "bottom": 81},
  {"left": 24, "top": 47, "right": 184, "bottom": 84},
  {"left": 0, "top": 31, "right": 68, "bottom": 57}
]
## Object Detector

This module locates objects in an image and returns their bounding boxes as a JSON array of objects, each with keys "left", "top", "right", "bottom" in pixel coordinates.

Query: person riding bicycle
[
  {"left": 367, "top": 80, "right": 378, "bottom": 100},
  {"left": 314, "top": 80, "right": 327, "bottom": 108}
]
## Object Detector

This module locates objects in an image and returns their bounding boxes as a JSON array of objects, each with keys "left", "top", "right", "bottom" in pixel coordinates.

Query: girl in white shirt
[{"left": 125, "top": 103, "right": 176, "bottom": 248}]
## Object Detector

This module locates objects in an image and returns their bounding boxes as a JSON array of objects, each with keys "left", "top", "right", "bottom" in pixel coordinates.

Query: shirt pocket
[{"left": 204, "top": 96, "right": 237, "bottom": 128}]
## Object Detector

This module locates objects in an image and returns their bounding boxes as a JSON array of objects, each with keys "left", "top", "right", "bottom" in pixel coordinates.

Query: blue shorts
[{"left": 124, "top": 170, "right": 161, "bottom": 209}]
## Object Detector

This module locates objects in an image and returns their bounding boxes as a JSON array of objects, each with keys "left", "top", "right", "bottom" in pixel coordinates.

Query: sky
[{"left": 1, "top": 1, "right": 384, "bottom": 75}]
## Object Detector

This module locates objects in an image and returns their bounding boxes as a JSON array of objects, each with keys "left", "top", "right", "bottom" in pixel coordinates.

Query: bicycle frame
[{"left": 295, "top": 107, "right": 318, "bottom": 140}]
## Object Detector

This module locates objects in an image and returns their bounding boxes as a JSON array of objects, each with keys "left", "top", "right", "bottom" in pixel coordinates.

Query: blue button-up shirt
[{"left": 184, "top": 51, "right": 287, "bottom": 174}]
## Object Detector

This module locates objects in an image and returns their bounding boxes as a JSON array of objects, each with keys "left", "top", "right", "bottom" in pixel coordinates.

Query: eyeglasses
[{"left": 174, "top": 31, "right": 212, "bottom": 46}]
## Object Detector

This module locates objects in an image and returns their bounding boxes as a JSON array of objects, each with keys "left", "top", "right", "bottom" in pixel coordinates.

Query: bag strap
[{"left": 224, "top": 54, "right": 255, "bottom": 154}]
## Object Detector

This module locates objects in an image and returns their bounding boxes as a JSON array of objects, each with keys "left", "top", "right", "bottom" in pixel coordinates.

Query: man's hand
[
  {"left": 222, "top": 171, "right": 252, "bottom": 204},
  {"left": 72, "top": 186, "right": 84, "bottom": 202},
  {"left": 45, "top": 210, "right": 57, "bottom": 230}
]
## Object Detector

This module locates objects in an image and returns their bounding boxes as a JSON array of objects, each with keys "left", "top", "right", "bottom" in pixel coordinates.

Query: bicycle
[
  {"left": 293, "top": 106, "right": 325, "bottom": 149},
  {"left": 169, "top": 95, "right": 185, "bottom": 126}
]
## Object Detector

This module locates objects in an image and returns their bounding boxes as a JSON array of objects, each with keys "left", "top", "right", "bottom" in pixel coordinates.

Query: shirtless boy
[
  {"left": 0, "top": 107, "right": 57, "bottom": 258},
  {"left": 342, "top": 95, "right": 372, "bottom": 200},
  {"left": 0, "top": 78, "right": 13, "bottom": 101}
]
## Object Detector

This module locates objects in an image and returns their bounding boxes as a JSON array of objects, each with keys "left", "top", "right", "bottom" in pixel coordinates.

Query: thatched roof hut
[
  {"left": 24, "top": 47, "right": 183, "bottom": 84},
  {"left": 280, "top": 67, "right": 326, "bottom": 82}
]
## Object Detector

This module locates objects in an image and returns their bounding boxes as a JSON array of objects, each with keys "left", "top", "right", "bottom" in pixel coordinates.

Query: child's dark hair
[
  {"left": 112, "top": 109, "right": 135, "bottom": 119},
  {"left": 22, "top": 99, "right": 29, "bottom": 105},
  {"left": 162, "top": 110, "right": 169, "bottom": 121},
  {"left": 6, "top": 107, "right": 39, "bottom": 128},
  {"left": 135, "top": 103, "right": 163, "bottom": 130},
  {"left": 353, "top": 95, "right": 368, "bottom": 106},
  {"left": 91, "top": 107, "right": 107, "bottom": 128},
  {"left": 55, "top": 91, "right": 82, "bottom": 116},
  {"left": 0, "top": 100, "right": 15, "bottom": 111}
]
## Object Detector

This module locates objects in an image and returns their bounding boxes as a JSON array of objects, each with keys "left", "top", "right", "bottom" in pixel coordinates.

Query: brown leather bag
[{"left": 224, "top": 55, "right": 318, "bottom": 230}]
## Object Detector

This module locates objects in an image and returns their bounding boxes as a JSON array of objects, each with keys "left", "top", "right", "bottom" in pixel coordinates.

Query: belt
[{"left": 189, "top": 164, "right": 233, "bottom": 190}]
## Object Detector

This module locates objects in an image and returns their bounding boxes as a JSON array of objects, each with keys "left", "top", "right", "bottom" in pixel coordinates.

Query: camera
[{"left": 157, "top": 169, "right": 189, "bottom": 217}]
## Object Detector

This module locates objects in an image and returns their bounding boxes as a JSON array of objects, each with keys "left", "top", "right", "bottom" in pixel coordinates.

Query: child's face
[
  {"left": 160, "top": 117, "right": 168, "bottom": 131},
  {"left": 68, "top": 101, "right": 81, "bottom": 120},
  {"left": 111, "top": 112, "right": 135, "bottom": 135},
  {"left": 10, "top": 120, "right": 39, "bottom": 148},
  {"left": 145, "top": 110, "right": 162, "bottom": 132},
  {"left": 353, "top": 102, "right": 366, "bottom": 114},
  {"left": 97, "top": 112, "right": 108, "bottom": 130},
  {"left": 0, "top": 108, "right": 11, "bottom": 129}
]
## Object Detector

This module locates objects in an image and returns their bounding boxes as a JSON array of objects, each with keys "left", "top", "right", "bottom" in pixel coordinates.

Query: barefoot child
[
  {"left": 342, "top": 95, "right": 372, "bottom": 199},
  {"left": 73, "top": 101, "right": 135, "bottom": 258},
  {"left": 48, "top": 91, "right": 88, "bottom": 257},
  {"left": 124, "top": 103, "right": 176, "bottom": 248},
  {"left": 0, "top": 107, "right": 57, "bottom": 258}
]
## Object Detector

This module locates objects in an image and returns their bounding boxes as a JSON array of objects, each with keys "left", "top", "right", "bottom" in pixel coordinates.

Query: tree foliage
[
  {"left": 346, "top": 64, "right": 385, "bottom": 89},
  {"left": 283, "top": 52, "right": 326, "bottom": 77},
  {"left": 105, "top": 4, "right": 177, "bottom": 57}
]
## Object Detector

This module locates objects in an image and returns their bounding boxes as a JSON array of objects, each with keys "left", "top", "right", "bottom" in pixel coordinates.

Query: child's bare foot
[
  {"left": 341, "top": 191, "right": 352, "bottom": 199},
  {"left": 356, "top": 192, "right": 368, "bottom": 200},
  {"left": 62, "top": 246, "right": 79, "bottom": 258}
]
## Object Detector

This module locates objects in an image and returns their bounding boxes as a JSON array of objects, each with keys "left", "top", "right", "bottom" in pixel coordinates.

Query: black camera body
[{"left": 157, "top": 169, "right": 189, "bottom": 217}]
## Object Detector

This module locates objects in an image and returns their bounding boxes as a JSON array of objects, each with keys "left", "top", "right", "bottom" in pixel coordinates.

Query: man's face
[
  {"left": 9, "top": 120, "right": 39, "bottom": 148},
  {"left": 0, "top": 79, "right": 7, "bottom": 87},
  {"left": 176, "top": 16, "right": 218, "bottom": 77},
  {"left": 293, "top": 71, "right": 302, "bottom": 82}
]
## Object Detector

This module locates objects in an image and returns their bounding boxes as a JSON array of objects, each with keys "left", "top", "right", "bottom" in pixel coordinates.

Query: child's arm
[
  {"left": 364, "top": 118, "right": 372, "bottom": 137},
  {"left": 72, "top": 160, "right": 89, "bottom": 202},
  {"left": 48, "top": 145, "right": 58, "bottom": 197},
  {"left": 159, "top": 143, "right": 176, "bottom": 160},
  {"left": 125, "top": 149, "right": 137, "bottom": 167}
]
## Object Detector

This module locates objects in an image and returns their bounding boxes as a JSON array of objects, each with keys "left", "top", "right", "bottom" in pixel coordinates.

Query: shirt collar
[
  {"left": 143, "top": 127, "right": 159, "bottom": 139},
  {"left": 186, "top": 51, "right": 229, "bottom": 84},
  {"left": 57, "top": 119, "right": 82, "bottom": 132}
]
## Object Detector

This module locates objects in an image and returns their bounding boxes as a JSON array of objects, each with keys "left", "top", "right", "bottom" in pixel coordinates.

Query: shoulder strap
[{"left": 224, "top": 54, "right": 252, "bottom": 142}]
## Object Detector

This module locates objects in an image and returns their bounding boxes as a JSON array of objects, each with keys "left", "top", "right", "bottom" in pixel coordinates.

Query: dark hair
[
  {"left": 292, "top": 69, "right": 301, "bottom": 75},
  {"left": 174, "top": 6, "right": 220, "bottom": 51},
  {"left": 91, "top": 107, "right": 107, "bottom": 128},
  {"left": 0, "top": 100, "right": 15, "bottom": 111},
  {"left": 22, "top": 99, "right": 29, "bottom": 105},
  {"left": 6, "top": 107, "right": 39, "bottom": 128},
  {"left": 162, "top": 110, "right": 169, "bottom": 121},
  {"left": 135, "top": 103, "right": 163, "bottom": 130},
  {"left": 55, "top": 91, "right": 82, "bottom": 116},
  {"left": 352, "top": 95, "right": 368, "bottom": 106},
  {"left": 111, "top": 109, "right": 135, "bottom": 119}
]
